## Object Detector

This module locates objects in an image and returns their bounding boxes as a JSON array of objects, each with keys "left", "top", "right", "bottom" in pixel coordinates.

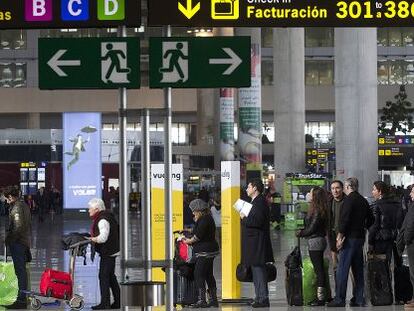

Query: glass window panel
[
  {"left": 262, "top": 60, "right": 273, "bottom": 86},
  {"left": 305, "top": 61, "right": 319, "bottom": 85},
  {"left": 172, "top": 124, "right": 179, "bottom": 144},
  {"left": 405, "top": 60, "right": 414, "bottom": 84},
  {"left": 389, "top": 28, "right": 402, "bottom": 46},
  {"left": 262, "top": 28, "right": 272, "bottom": 48},
  {"left": 13, "top": 63, "right": 26, "bottom": 88},
  {"left": 0, "top": 63, "right": 13, "bottom": 88},
  {"left": 378, "top": 61, "right": 389, "bottom": 85},
  {"left": 402, "top": 28, "right": 414, "bottom": 46},
  {"left": 305, "top": 28, "right": 333, "bottom": 47},
  {"left": 318, "top": 61, "right": 334, "bottom": 85},
  {"left": 377, "top": 28, "right": 388, "bottom": 46},
  {"left": 389, "top": 60, "right": 404, "bottom": 85}
]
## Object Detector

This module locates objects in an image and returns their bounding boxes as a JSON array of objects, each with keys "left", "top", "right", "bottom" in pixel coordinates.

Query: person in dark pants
[
  {"left": 297, "top": 186, "right": 328, "bottom": 306},
  {"left": 88, "top": 198, "right": 120, "bottom": 310},
  {"left": 368, "top": 181, "right": 403, "bottom": 263},
  {"left": 327, "top": 177, "right": 374, "bottom": 308},
  {"left": 402, "top": 185, "right": 414, "bottom": 308},
  {"left": 240, "top": 179, "right": 274, "bottom": 308},
  {"left": 4, "top": 186, "right": 31, "bottom": 309},
  {"left": 183, "top": 199, "right": 219, "bottom": 308}
]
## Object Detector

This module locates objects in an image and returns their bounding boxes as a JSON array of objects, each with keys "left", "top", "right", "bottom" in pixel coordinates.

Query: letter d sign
[
  {"left": 97, "top": 0, "right": 125, "bottom": 20},
  {"left": 25, "top": 0, "right": 52, "bottom": 21}
]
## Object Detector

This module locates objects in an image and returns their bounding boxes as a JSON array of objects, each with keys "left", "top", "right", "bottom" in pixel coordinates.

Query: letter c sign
[{"left": 61, "top": 0, "right": 89, "bottom": 21}]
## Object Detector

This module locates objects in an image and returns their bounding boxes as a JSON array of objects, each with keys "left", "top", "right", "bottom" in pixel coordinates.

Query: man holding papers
[{"left": 240, "top": 179, "right": 274, "bottom": 308}]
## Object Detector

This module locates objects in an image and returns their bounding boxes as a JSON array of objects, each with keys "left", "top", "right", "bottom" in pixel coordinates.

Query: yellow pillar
[
  {"left": 150, "top": 164, "right": 183, "bottom": 281},
  {"left": 221, "top": 161, "right": 241, "bottom": 300}
]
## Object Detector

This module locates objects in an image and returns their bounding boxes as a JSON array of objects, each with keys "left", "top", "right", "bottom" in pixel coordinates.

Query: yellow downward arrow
[{"left": 178, "top": 0, "right": 200, "bottom": 19}]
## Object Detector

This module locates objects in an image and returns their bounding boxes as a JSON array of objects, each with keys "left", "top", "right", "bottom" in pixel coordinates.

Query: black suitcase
[
  {"left": 285, "top": 239, "right": 303, "bottom": 306},
  {"left": 285, "top": 267, "right": 303, "bottom": 306},
  {"left": 394, "top": 264, "right": 413, "bottom": 303},
  {"left": 173, "top": 269, "right": 198, "bottom": 306},
  {"left": 367, "top": 254, "right": 393, "bottom": 306}
]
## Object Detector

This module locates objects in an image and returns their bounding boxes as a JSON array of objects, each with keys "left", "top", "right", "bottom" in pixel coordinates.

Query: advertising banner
[
  {"left": 151, "top": 163, "right": 183, "bottom": 281},
  {"left": 238, "top": 43, "right": 262, "bottom": 176},
  {"left": 63, "top": 112, "right": 101, "bottom": 210},
  {"left": 221, "top": 161, "right": 241, "bottom": 300},
  {"left": 220, "top": 88, "right": 235, "bottom": 161}
]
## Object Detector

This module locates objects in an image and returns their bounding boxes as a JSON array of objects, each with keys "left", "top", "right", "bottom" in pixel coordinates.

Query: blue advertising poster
[{"left": 63, "top": 112, "right": 101, "bottom": 209}]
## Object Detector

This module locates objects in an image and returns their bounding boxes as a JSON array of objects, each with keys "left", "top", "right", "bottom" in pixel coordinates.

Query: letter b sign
[{"left": 98, "top": 0, "right": 125, "bottom": 20}]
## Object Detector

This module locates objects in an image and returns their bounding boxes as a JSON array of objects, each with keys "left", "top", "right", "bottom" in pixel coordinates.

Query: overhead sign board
[
  {"left": 149, "top": 36, "right": 250, "bottom": 88},
  {"left": 0, "top": 0, "right": 140, "bottom": 29},
  {"left": 148, "top": 0, "right": 414, "bottom": 27},
  {"left": 38, "top": 37, "right": 140, "bottom": 89}
]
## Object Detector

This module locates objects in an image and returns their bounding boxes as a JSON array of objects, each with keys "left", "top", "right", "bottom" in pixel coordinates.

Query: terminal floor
[{"left": 0, "top": 212, "right": 405, "bottom": 310}]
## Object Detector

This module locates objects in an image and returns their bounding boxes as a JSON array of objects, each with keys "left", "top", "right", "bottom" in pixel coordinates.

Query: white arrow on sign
[
  {"left": 47, "top": 49, "right": 81, "bottom": 77},
  {"left": 209, "top": 48, "right": 242, "bottom": 75}
]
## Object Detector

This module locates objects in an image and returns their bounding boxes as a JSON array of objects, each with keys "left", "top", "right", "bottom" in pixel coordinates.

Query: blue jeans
[
  {"left": 9, "top": 242, "right": 29, "bottom": 302},
  {"left": 335, "top": 238, "right": 365, "bottom": 304},
  {"left": 251, "top": 265, "right": 268, "bottom": 302}
]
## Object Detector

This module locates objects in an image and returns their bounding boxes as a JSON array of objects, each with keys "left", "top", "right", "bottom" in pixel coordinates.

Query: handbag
[
  {"left": 236, "top": 263, "right": 252, "bottom": 282},
  {"left": 236, "top": 263, "right": 277, "bottom": 283}
]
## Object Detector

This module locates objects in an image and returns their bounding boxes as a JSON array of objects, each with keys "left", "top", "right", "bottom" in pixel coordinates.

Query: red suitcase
[{"left": 39, "top": 269, "right": 73, "bottom": 299}]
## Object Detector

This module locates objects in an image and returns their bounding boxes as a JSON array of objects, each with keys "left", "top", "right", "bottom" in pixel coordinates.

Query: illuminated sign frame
[
  {"left": 148, "top": 0, "right": 414, "bottom": 27},
  {"left": 0, "top": 0, "right": 140, "bottom": 29}
]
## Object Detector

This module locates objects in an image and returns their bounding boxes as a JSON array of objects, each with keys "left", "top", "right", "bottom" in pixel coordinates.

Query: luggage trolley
[{"left": 24, "top": 238, "right": 91, "bottom": 310}]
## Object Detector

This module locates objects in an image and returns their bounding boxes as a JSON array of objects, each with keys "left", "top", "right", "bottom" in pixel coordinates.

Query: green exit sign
[
  {"left": 38, "top": 37, "right": 140, "bottom": 90},
  {"left": 149, "top": 36, "right": 251, "bottom": 88}
]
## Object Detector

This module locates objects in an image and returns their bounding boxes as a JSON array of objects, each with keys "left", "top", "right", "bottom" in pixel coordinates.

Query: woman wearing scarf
[
  {"left": 88, "top": 198, "right": 120, "bottom": 310},
  {"left": 183, "top": 198, "right": 220, "bottom": 308}
]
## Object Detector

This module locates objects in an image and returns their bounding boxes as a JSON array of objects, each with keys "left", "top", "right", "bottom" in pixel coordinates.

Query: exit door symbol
[
  {"left": 101, "top": 42, "right": 131, "bottom": 84},
  {"left": 159, "top": 41, "right": 189, "bottom": 83}
]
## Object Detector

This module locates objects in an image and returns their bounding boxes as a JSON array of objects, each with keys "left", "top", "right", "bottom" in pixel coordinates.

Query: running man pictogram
[
  {"left": 159, "top": 41, "right": 189, "bottom": 83},
  {"left": 101, "top": 42, "right": 131, "bottom": 83}
]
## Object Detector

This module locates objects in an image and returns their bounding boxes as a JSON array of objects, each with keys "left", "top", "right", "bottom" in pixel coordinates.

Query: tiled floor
[{"left": 0, "top": 212, "right": 406, "bottom": 310}]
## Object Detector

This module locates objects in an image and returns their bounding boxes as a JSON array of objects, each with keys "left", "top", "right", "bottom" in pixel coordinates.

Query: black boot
[
  {"left": 192, "top": 288, "right": 208, "bottom": 308},
  {"left": 309, "top": 287, "right": 326, "bottom": 306},
  {"left": 207, "top": 288, "right": 219, "bottom": 307}
]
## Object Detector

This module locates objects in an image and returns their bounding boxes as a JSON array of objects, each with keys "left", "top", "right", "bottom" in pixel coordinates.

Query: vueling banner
[
  {"left": 151, "top": 164, "right": 183, "bottom": 281},
  {"left": 221, "top": 161, "right": 241, "bottom": 300}
]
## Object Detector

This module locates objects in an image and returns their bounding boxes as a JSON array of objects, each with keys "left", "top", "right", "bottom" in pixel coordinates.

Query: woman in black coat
[
  {"left": 183, "top": 199, "right": 219, "bottom": 308},
  {"left": 241, "top": 179, "right": 274, "bottom": 308},
  {"left": 369, "top": 181, "right": 403, "bottom": 262},
  {"left": 297, "top": 186, "right": 328, "bottom": 306}
]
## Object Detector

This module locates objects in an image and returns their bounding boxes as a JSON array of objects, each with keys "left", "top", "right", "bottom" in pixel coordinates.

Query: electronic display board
[
  {"left": 148, "top": 0, "right": 414, "bottom": 27},
  {"left": 0, "top": 0, "right": 140, "bottom": 29},
  {"left": 305, "top": 148, "right": 335, "bottom": 173}
]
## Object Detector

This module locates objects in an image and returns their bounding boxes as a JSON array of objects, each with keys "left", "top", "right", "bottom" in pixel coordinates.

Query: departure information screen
[{"left": 148, "top": 0, "right": 414, "bottom": 27}]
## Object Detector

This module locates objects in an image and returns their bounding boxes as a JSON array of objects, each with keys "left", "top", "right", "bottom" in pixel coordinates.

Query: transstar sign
[{"left": 0, "top": 0, "right": 140, "bottom": 29}]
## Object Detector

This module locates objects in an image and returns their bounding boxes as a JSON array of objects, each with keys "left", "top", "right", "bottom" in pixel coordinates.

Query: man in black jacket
[
  {"left": 88, "top": 198, "right": 120, "bottom": 310},
  {"left": 3, "top": 186, "right": 31, "bottom": 309},
  {"left": 241, "top": 179, "right": 274, "bottom": 308},
  {"left": 327, "top": 177, "right": 374, "bottom": 307}
]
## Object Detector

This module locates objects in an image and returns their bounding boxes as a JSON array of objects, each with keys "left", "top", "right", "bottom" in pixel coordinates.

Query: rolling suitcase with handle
[
  {"left": 367, "top": 253, "right": 393, "bottom": 306},
  {"left": 285, "top": 238, "right": 303, "bottom": 306}
]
